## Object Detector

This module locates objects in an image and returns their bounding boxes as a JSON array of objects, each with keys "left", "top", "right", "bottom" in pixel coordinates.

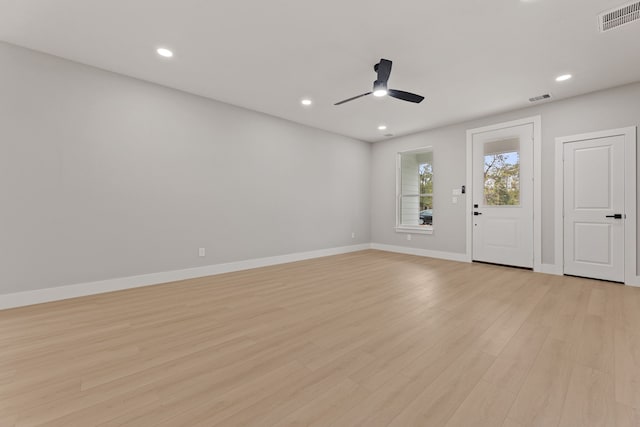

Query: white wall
[
  {"left": 0, "top": 42, "right": 371, "bottom": 295},
  {"left": 371, "top": 82, "right": 640, "bottom": 265}
]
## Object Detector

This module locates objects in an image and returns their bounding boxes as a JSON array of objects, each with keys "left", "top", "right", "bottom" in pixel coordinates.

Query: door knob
[
  {"left": 474, "top": 212, "right": 482, "bottom": 216},
  {"left": 605, "top": 214, "right": 623, "bottom": 219}
]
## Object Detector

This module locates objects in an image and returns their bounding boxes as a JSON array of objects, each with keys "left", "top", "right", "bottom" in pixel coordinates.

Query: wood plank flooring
[{"left": 1, "top": 249, "right": 639, "bottom": 426}]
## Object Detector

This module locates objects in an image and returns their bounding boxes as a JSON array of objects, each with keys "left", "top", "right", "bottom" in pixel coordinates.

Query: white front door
[
  {"left": 472, "top": 123, "right": 534, "bottom": 268},
  {"left": 563, "top": 136, "right": 625, "bottom": 282}
]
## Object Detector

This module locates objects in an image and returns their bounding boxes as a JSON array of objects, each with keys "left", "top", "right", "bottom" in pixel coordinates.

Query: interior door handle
[
  {"left": 605, "top": 214, "right": 623, "bottom": 219},
  {"left": 474, "top": 212, "right": 482, "bottom": 216}
]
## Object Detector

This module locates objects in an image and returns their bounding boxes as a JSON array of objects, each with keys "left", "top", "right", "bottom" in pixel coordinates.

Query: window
[
  {"left": 396, "top": 148, "right": 433, "bottom": 233},
  {"left": 483, "top": 138, "right": 520, "bottom": 206}
]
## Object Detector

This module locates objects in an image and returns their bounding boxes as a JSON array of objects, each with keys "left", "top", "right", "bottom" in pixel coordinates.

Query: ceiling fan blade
[
  {"left": 376, "top": 59, "right": 392, "bottom": 84},
  {"left": 388, "top": 89, "right": 424, "bottom": 103},
  {"left": 334, "top": 92, "right": 372, "bottom": 105}
]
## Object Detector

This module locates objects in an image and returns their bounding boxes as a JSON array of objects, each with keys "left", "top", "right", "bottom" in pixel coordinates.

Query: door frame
[
  {"left": 465, "top": 116, "right": 542, "bottom": 270},
  {"left": 554, "top": 127, "right": 638, "bottom": 286}
]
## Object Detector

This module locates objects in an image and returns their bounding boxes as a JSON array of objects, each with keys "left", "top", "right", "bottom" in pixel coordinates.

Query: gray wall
[
  {"left": 3, "top": 40, "right": 639, "bottom": 297},
  {"left": 0, "top": 42, "right": 372, "bottom": 294},
  {"left": 371, "top": 82, "right": 640, "bottom": 265}
]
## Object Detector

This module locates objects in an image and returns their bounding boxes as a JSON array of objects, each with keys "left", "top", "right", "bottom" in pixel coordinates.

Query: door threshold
[
  {"left": 472, "top": 261, "right": 533, "bottom": 271},
  {"left": 563, "top": 274, "right": 624, "bottom": 285}
]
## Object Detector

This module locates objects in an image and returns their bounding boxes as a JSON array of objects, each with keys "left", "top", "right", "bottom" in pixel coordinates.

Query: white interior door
[
  {"left": 563, "top": 136, "right": 625, "bottom": 282},
  {"left": 472, "top": 124, "right": 533, "bottom": 268}
]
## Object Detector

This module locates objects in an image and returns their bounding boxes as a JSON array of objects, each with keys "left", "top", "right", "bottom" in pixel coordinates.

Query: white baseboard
[
  {"left": 7, "top": 243, "right": 619, "bottom": 310},
  {"left": 536, "top": 264, "right": 640, "bottom": 286},
  {"left": 0, "top": 244, "right": 371, "bottom": 310},
  {"left": 536, "top": 264, "right": 640, "bottom": 287},
  {"left": 534, "top": 263, "right": 640, "bottom": 286},
  {"left": 627, "top": 277, "right": 640, "bottom": 287},
  {"left": 370, "top": 243, "right": 468, "bottom": 263},
  {"left": 537, "top": 263, "right": 563, "bottom": 275}
]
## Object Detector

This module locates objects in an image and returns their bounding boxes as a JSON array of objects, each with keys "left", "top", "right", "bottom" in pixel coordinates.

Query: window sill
[{"left": 395, "top": 226, "right": 433, "bottom": 235}]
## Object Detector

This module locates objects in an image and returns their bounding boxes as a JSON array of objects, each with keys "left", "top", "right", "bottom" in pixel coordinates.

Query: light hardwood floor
[{"left": 1, "top": 250, "right": 640, "bottom": 426}]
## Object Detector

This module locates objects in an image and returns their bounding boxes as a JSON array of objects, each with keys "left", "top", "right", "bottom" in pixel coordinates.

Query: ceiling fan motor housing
[{"left": 373, "top": 80, "right": 387, "bottom": 92}]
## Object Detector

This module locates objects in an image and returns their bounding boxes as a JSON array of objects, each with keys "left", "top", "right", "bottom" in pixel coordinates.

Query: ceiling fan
[{"left": 334, "top": 58, "right": 425, "bottom": 106}]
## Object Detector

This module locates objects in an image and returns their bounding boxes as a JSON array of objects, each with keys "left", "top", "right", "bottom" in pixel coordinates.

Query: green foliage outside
[
  {"left": 419, "top": 163, "right": 433, "bottom": 210},
  {"left": 484, "top": 153, "right": 520, "bottom": 206}
]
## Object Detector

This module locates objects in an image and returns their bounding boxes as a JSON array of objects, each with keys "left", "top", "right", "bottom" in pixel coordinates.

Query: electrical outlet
[
  {"left": 406, "top": 234, "right": 412, "bottom": 241},
  {"left": 351, "top": 232, "right": 356, "bottom": 239},
  {"left": 198, "top": 248, "right": 206, "bottom": 257}
]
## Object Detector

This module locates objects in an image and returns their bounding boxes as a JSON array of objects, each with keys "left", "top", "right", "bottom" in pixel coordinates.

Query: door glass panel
[{"left": 483, "top": 138, "right": 520, "bottom": 206}]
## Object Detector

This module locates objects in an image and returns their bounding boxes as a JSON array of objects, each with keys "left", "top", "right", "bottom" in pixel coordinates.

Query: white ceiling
[{"left": 1, "top": 0, "right": 639, "bottom": 142}]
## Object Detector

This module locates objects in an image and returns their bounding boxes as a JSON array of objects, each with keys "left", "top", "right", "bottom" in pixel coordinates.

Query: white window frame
[{"left": 395, "top": 147, "right": 434, "bottom": 235}]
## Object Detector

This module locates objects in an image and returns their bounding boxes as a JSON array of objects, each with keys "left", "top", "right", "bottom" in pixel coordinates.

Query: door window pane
[{"left": 483, "top": 139, "right": 520, "bottom": 206}]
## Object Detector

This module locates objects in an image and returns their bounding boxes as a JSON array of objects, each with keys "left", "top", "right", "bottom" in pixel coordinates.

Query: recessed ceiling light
[
  {"left": 378, "top": 125, "right": 387, "bottom": 130},
  {"left": 156, "top": 48, "right": 174, "bottom": 58},
  {"left": 301, "top": 99, "right": 312, "bottom": 106},
  {"left": 555, "top": 74, "right": 572, "bottom": 82}
]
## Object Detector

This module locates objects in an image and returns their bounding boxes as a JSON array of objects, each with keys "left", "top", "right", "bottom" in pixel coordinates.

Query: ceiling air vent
[
  {"left": 598, "top": 1, "right": 640, "bottom": 32},
  {"left": 529, "top": 93, "right": 552, "bottom": 103}
]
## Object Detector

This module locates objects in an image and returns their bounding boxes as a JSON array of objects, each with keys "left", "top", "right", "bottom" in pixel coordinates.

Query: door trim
[
  {"left": 554, "top": 127, "right": 638, "bottom": 286},
  {"left": 465, "top": 116, "right": 542, "bottom": 270}
]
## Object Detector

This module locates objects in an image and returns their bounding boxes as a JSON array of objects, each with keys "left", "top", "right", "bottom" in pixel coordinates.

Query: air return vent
[
  {"left": 598, "top": 1, "right": 640, "bottom": 32},
  {"left": 529, "top": 93, "right": 552, "bottom": 103}
]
